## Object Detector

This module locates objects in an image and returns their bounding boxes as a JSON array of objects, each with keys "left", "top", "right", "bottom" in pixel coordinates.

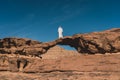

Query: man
[{"left": 58, "top": 26, "right": 63, "bottom": 38}]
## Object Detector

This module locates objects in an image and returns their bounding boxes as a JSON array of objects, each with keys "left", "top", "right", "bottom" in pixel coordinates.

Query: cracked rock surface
[{"left": 0, "top": 28, "right": 120, "bottom": 80}]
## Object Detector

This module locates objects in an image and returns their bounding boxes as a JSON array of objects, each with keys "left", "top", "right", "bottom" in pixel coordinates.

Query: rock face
[
  {"left": 0, "top": 28, "right": 120, "bottom": 56},
  {"left": 0, "top": 38, "right": 49, "bottom": 57},
  {"left": 0, "top": 53, "right": 120, "bottom": 80},
  {"left": 0, "top": 28, "right": 119, "bottom": 80},
  {"left": 76, "top": 28, "right": 120, "bottom": 53},
  {"left": 41, "top": 46, "right": 79, "bottom": 59}
]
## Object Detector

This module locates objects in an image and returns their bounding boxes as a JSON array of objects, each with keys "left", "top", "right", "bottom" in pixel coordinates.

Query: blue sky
[{"left": 0, "top": 0, "right": 120, "bottom": 42}]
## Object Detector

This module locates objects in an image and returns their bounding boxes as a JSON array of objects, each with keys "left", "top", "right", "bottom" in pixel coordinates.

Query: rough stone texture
[
  {"left": 0, "top": 71, "right": 119, "bottom": 80},
  {"left": 0, "top": 46, "right": 78, "bottom": 72},
  {"left": 0, "top": 52, "right": 120, "bottom": 80},
  {"left": 41, "top": 46, "right": 79, "bottom": 59},
  {"left": 56, "top": 28, "right": 120, "bottom": 54},
  {"left": 0, "top": 28, "right": 120, "bottom": 56},
  {"left": 0, "top": 28, "right": 119, "bottom": 80}
]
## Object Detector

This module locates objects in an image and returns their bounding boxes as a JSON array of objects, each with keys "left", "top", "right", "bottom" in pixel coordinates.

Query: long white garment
[{"left": 58, "top": 27, "right": 63, "bottom": 38}]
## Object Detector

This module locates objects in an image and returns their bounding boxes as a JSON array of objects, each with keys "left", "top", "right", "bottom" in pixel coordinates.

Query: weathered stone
[{"left": 0, "top": 28, "right": 120, "bottom": 56}]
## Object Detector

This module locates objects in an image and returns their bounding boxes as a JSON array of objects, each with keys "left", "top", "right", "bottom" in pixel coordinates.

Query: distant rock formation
[
  {"left": 0, "top": 28, "right": 119, "bottom": 56},
  {"left": 41, "top": 46, "right": 79, "bottom": 59}
]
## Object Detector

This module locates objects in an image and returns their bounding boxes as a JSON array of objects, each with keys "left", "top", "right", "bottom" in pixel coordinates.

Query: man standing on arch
[{"left": 58, "top": 26, "right": 63, "bottom": 38}]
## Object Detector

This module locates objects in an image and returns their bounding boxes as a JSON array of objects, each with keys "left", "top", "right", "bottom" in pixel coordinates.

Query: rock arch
[{"left": 0, "top": 28, "right": 120, "bottom": 55}]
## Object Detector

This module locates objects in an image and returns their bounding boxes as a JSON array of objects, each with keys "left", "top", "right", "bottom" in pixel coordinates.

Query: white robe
[{"left": 58, "top": 27, "right": 63, "bottom": 38}]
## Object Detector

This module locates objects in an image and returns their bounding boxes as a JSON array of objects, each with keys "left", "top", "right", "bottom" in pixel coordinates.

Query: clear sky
[{"left": 0, "top": 0, "right": 120, "bottom": 42}]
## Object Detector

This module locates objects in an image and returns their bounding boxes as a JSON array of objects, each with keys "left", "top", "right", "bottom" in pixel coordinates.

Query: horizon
[{"left": 0, "top": 0, "right": 120, "bottom": 50}]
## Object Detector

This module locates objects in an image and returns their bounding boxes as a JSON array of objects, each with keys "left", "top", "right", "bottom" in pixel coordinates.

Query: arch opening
[{"left": 57, "top": 45, "right": 76, "bottom": 51}]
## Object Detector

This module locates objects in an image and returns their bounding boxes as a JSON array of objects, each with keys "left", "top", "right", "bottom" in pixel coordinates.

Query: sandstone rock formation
[
  {"left": 0, "top": 28, "right": 119, "bottom": 80},
  {"left": 0, "top": 28, "right": 120, "bottom": 56},
  {"left": 0, "top": 53, "right": 120, "bottom": 80},
  {"left": 41, "top": 46, "right": 79, "bottom": 59},
  {"left": 56, "top": 28, "right": 120, "bottom": 54}
]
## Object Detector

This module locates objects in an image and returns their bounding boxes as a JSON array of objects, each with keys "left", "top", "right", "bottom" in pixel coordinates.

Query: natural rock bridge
[{"left": 0, "top": 28, "right": 120, "bottom": 57}]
